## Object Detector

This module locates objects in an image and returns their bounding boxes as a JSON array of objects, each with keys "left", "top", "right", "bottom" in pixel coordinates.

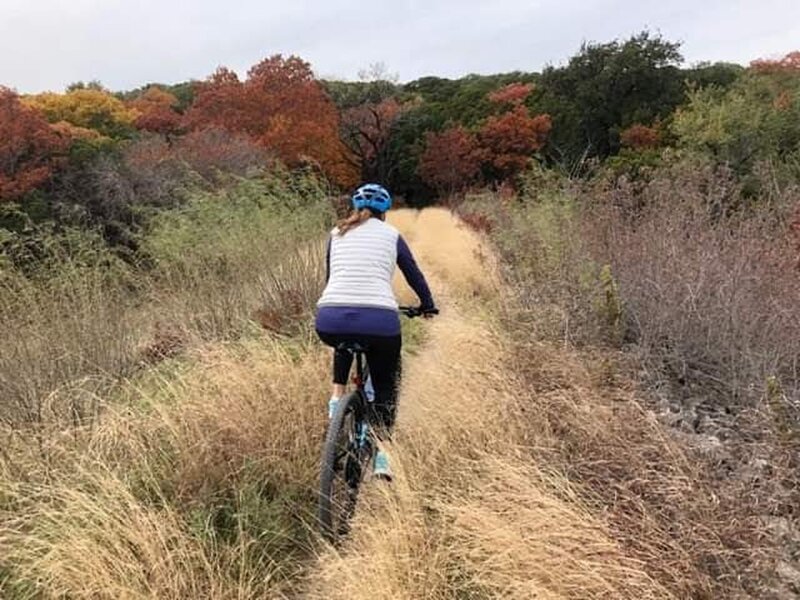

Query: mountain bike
[{"left": 318, "top": 305, "right": 437, "bottom": 543}]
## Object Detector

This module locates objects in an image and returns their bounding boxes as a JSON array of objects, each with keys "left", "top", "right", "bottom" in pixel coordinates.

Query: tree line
[{"left": 2, "top": 31, "right": 798, "bottom": 258}]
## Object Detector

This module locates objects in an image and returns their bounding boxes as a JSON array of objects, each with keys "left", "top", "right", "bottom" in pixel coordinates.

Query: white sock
[{"left": 328, "top": 396, "right": 340, "bottom": 417}]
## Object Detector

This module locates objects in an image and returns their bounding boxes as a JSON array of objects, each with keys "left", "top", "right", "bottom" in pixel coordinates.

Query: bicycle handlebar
[{"left": 399, "top": 306, "right": 440, "bottom": 318}]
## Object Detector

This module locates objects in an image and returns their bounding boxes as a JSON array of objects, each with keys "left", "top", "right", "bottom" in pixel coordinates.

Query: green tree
[
  {"left": 383, "top": 107, "right": 440, "bottom": 203},
  {"left": 66, "top": 80, "right": 107, "bottom": 92},
  {"left": 535, "top": 32, "right": 684, "bottom": 168},
  {"left": 405, "top": 72, "right": 538, "bottom": 127},
  {"left": 684, "top": 62, "right": 744, "bottom": 89},
  {"left": 673, "top": 65, "right": 800, "bottom": 173},
  {"left": 121, "top": 81, "right": 197, "bottom": 113},
  {"left": 324, "top": 63, "right": 403, "bottom": 110}
]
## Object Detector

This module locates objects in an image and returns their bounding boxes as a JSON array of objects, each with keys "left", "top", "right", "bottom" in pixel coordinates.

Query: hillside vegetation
[{"left": 2, "top": 31, "right": 799, "bottom": 599}]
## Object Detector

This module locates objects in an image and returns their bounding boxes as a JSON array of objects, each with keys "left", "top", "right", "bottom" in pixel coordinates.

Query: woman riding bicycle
[{"left": 316, "top": 183, "right": 437, "bottom": 481}]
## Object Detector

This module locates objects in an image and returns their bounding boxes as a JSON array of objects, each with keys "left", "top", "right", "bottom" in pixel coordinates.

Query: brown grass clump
[
  {"left": 577, "top": 165, "right": 800, "bottom": 596},
  {"left": 0, "top": 176, "right": 335, "bottom": 597},
  {"left": 3, "top": 470, "right": 221, "bottom": 599},
  {"left": 507, "top": 335, "right": 769, "bottom": 598},
  {"left": 253, "top": 239, "right": 327, "bottom": 336},
  {"left": 0, "top": 175, "right": 333, "bottom": 429},
  {"left": 1, "top": 339, "right": 330, "bottom": 598},
  {"left": 0, "top": 263, "right": 144, "bottom": 426},
  {"left": 436, "top": 458, "right": 663, "bottom": 599}
]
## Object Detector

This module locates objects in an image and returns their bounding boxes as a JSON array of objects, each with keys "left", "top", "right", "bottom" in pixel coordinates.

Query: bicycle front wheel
[{"left": 318, "top": 391, "right": 368, "bottom": 542}]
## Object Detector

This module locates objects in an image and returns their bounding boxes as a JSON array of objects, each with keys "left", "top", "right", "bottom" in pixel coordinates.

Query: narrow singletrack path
[{"left": 301, "top": 209, "right": 669, "bottom": 600}]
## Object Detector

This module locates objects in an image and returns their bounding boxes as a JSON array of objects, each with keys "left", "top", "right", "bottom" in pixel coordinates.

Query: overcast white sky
[{"left": 1, "top": 0, "right": 799, "bottom": 92}]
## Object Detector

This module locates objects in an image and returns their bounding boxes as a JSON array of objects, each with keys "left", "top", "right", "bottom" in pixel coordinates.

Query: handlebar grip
[{"left": 399, "top": 306, "right": 439, "bottom": 318}]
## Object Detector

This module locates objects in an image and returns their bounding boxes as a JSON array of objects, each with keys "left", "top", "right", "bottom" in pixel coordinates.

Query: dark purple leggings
[{"left": 317, "top": 330, "right": 401, "bottom": 434}]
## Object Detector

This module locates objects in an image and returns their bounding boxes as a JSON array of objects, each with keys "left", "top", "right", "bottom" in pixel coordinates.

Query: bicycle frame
[{"left": 342, "top": 347, "right": 371, "bottom": 448}]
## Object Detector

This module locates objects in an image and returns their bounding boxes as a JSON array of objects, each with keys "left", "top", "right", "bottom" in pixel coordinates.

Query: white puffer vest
[{"left": 317, "top": 218, "right": 399, "bottom": 310}]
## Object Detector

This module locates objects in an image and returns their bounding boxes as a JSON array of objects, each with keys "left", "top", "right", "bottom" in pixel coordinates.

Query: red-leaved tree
[
  {"left": 478, "top": 106, "right": 551, "bottom": 183},
  {"left": 183, "top": 67, "right": 250, "bottom": 132},
  {"left": 184, "top": 55, "right": 357, "bottom": 187},
  {"left": 751, "top": 51, "right": 800, "bottom": 74},
  {"left": 130, "top": 86, "right": 182, "bottom": 136},
  {"left": 417, "top": 126, "right": 483, "bottom": 195},
  {"left": 0, "top": 87, "right": 67, "bottom": 201},
  {"left": 487, "top": 82, "right": 534, "bottom": 106},
  {"left": 620, "top": 123, "right": 661, "bottom": 150}
]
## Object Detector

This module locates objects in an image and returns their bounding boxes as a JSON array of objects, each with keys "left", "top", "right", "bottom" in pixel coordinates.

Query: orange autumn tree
[
  {"left": 417, "top": 82, "right": 552, "bottom": 195},
  {"left": 185, "top": 55, "right": 357, "bottom": 187},
  {"left": 49, "top": 120, "right": 104, "bottom": 143},
  {"left": 750, "top": 51, "right": 800, "bottom": 74},
  {"left": 477, "top": 82, "right": 552, "bottom": 184},
  {"left": 478, "top": 106, "right": 552, "bottom": 183},
  {"left": 487, "top": 82, "right": 534, "bottom": 106},
  {"left": 183, "top": 67, "right": 247, "bottom": 131},
  {"left": 417, "top": 126, "right": 483, "bottom": 195},
  {"left": 130, "top": 86, "right": 181, "bottom": 135},
  {"left": 620, "top": 123, "right": 661, "bottom": 149},
  {"left": 0, "top": 87, "right": 67, "bottom": 201}
]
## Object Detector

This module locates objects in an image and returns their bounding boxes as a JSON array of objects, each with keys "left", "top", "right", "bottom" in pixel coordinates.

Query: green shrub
[
  {"left": 673, "top": 72, "right": 800, "bottom": 173},
  {"left": 0, "top": 172, "right": 335, "bottom": 425}
]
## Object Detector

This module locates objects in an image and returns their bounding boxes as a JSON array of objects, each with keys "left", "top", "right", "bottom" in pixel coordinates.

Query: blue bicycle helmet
[{"left": 351, "top": 183, "right": 392, "bottom": 213}]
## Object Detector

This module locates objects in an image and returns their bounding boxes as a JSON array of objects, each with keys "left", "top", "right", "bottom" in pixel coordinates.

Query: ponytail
[{"left": 336, "top": 208, "right": 375, "bottom": 235}]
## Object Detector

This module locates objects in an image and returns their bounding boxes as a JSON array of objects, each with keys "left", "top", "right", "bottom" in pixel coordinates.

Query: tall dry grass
[
  {"left": 1, "top": 339, "right": 330, "bottom": 598},
  {"left": 1, "top": 173, "right": 335, "bottom": 597},
  {"left": 303, "top": 209, "right": 671, "bottom": 600},
  {"left": 3, "top": 201, "right": 775, "bottom": 599},
  {"left": 506, "top": 338, "right": 770, "bottom": 598},
  {"left": 462, "top": 162, "right": 798, "bottom": 596},
  {"left": 0, "top": 174, "right": 333, "bottom": 426},
  {"left": 0, "top": 255, "right": 144, "bottom": 426},
  {"left": 578, "top": 166, "right": 800, "bottom": 597}
]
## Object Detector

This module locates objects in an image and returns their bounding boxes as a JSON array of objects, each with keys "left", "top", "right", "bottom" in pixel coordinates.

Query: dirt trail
[{"left": 301, "top": 209, "right": 670, "bottom": 600}]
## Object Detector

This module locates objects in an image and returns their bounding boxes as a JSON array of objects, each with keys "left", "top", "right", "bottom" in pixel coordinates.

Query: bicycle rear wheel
[{"left": 318, "top": 391, "right": 368, "bottom": 542}]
